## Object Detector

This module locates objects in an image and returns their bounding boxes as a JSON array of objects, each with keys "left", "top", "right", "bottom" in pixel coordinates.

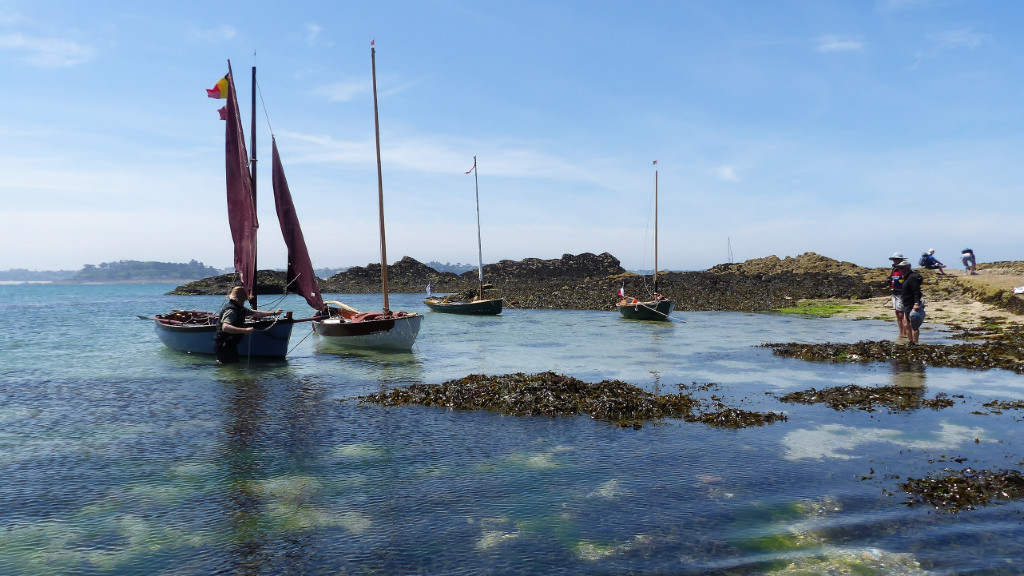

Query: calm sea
[{"left": 2, "top": 283, "right": 1023, "bottom": 575}]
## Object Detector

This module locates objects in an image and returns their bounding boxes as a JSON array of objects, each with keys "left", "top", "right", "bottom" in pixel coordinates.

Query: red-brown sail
[
  {"left": 224, "top": 67, "right": 257, "bottom": 298},
  {"left": 271, "top": 136, "right": 324, "bottom": 311}
]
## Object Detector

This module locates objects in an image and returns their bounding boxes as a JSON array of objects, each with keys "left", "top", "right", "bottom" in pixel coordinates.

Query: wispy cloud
[
  {"left": 306, "top": 23, "right": 333, "bottom": 47},
  {"left": 714, "top": 165, "right": 740, "bottom": 182},
  {"left": 913, "top": 27, "right": 988, "bottom": 66},
  {"left": 0, "top": 32, "right": 94, "bottom": 67},
  {"left": 313, "top": 80, "right": 366, "bottom": 102},
  {"left": 929, "top": 28, "right": 987, "bottom": 51},
  {"left": 185, "top": 25, "right": 236, "bottom": 43},
  {"left": 815, "top": 35, "right": 865, "bottom": 53}
]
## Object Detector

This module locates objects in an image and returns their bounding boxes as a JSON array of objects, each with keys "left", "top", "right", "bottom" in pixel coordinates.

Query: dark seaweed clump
[
  {"left": 359, "top": 372, "right": 786, "bottom": 429},
  {"left": 764, "top": 337, "right": 1024, "bottom": 374},
  {"left": 777, "top": 384, "right": 955, "bottom": 413},
  {"left": 900, "top": 468, "right": 1024, "bottom": 512},
  {"left": 979, "top": 399, "right": 1024, "bottom": 414}
]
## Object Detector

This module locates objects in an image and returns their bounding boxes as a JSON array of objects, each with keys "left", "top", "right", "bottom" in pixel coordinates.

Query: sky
[{"left": 1, "top": 0, "right": 1021, "bottom": 273}]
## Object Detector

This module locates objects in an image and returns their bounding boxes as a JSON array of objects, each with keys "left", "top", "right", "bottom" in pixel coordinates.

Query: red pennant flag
[
  {"left": 206, "top": 76, "right": 228, "bottom": 99},
  {"left": 652, "top": 160, "right": 658, "bottom": 165},
  {"left": 218, "top": 106, "right": 227, "bottom": 120}
]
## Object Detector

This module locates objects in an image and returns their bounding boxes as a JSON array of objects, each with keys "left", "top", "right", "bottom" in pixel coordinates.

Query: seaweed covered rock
[
  {"left": 319, "top": 256, "right": 441, "bottom": 294},
  {"left": 169, "top": 251, "right": 948, "bottom": 313},
  {"left": 168, "top": 269, "right": 291, "bottom": 296},
  {"left": 765, "top": 327, "right": 1024, "bottom": 373},
  {"left": 357, "top": 372, "right": 787, "bottom": 429},
  {"left": 360, "top": 371, "right": 694, "bottom": 428},
  {"left": 776, "top": 384, "right": 955, "bottom": 413},
  {"left": 901, "top": 468, "right": 1024, "bottom": 512}
]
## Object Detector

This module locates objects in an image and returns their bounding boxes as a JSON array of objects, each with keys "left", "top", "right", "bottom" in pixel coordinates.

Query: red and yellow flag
[{"left": 206, "top": 76, "right": 228, "bottom": 99}]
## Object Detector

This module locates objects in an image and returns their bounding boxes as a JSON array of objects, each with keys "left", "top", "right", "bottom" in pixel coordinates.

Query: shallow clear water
[{"left": 1, "top": 284, "right": 1022, "bottom": 575}]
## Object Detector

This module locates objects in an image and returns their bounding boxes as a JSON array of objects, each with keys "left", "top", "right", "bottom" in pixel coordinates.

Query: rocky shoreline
[
  {"left": 168, "top": 251, "right": 1024, "bottom": 321},
  {"left": 168, "top": 252, "right": 891, "bottom": 310}
]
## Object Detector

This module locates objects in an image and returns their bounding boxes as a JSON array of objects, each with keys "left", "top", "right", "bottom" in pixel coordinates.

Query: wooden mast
[
  {"left": 471, "top": 156, "right": 484, "bottom": 300},
  {"left": 371, "top": 43, "right": 390, "bottom": 314},
  {"left": 653, "top": 169, "right": 659, "bottom": 294},
  {"left": 249, "top": 64, "right": 258, "bottom": 308}
]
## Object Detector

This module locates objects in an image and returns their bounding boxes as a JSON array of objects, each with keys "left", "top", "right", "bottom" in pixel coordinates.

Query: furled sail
[
  {"left": 271, "top": 137, "right": 324, "bottom": 311},
  {"left": 223, "top": 68, "right": 257, "bottom": 298}
]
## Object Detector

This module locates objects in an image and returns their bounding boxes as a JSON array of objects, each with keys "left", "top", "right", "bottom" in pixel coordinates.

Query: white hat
[
  {"left": 928, "top": 248, "right": 935, "bottom": 254},
  {"left": 890, "top": 252, "right": 904, "bottom": 260}
]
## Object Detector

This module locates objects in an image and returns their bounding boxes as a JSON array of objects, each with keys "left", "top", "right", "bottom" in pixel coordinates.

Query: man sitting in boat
[{"left": 214, "top": 286, "right": 282, "bottom": 364}]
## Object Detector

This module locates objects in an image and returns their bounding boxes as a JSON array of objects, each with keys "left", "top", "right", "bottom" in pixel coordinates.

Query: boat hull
[
  {"left": 617, "top": 299, "right": 675, "bottom": 321},
  {"left": 151, "top": 313, "right": 295, "bottom": 357},
  {"left": 314, "top": 313, "right": 422, "bottom": 350},
  {"left": 424, "top": 298, "right": 503, "bottom": 315}
]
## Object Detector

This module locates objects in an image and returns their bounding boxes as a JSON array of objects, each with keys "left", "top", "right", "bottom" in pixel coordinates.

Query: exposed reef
[
  {"left": 764, "top": 325, "right": 1024, "bottom": 373},
  {"left": 357, "top": 372, "right": 786, "bottom": 429}
]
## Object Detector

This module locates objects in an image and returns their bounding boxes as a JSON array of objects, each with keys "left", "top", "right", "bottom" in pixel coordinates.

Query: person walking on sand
[
  {"left": 899, "top": 261, "right": 924, "bottom": 344},
  {"left": 886, "top": 252, "right": 909, "bottom": 337},
  {"left": 961, "top": 248, "right": 977, "bottom": 275}
]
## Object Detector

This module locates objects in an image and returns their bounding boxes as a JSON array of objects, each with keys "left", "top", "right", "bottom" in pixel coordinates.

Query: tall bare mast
[
  {"left": 654, "top": 169, "right": 659, "bottom": 293},
  {"left": 471, "top": 156, "right": 484, "bottom": 300},
  {"left": 370, "top": 44, "right": 390, "bottom": 314}
]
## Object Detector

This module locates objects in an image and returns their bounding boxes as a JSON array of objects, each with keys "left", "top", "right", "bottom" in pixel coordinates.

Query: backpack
[
  {"left": 888, "top": 268, "right": 905, "bottom": 291},
  {"left": 919, "top": 253, "right": 929, "bottom": 267}
]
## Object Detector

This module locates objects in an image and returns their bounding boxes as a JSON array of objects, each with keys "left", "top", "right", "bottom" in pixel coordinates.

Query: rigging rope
[{"left": 287, "top": 325, "right": 317, "bottom": 356}]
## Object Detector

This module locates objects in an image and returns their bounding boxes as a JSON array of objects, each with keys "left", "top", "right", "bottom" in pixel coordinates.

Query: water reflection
[
  {"left": 314, "top": 344, "right": 425, "bottom": 388},
  {"left": 221, "top": 376, "right": 269, "bottom": 575},
  {"left": 890, "top": 358, "right": 926, "bottom": 390}
]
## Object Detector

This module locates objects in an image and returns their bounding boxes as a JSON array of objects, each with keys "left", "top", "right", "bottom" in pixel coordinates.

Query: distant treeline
[
  {"left": 72, "top": 260, "right": 223, "bottom": 282},
  {"left": 425, "top": 261, "right": 476, "bottom": 274},
  {"left": 0, "top": 268, "right": 77, "bottom": 281}
]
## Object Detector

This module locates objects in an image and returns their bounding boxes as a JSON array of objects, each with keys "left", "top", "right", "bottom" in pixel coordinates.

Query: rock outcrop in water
[{"left": 167, "top": 251, "right": 1024, "bottom": 316}]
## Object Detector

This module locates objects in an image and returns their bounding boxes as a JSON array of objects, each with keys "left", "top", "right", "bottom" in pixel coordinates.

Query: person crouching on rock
[
  {"left": 214, "top": 286, "right": 283, "bottom": 364},
  {"left": 961, "top": 248, "right": 977, "bottom": 275}
]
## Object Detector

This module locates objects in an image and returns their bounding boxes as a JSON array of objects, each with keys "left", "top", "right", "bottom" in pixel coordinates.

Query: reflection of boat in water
[
  {"left": 424, "top": 156, "right": 503, "bottom": 316},
  {"left": 618, "top": 164, "right": 675, "bottom": 321},
  {"left": 145, "top": 62, "right": 324, "bottom": 358},
  {"left": 313, "top": 44, "right": 422, "bottom": 350}
]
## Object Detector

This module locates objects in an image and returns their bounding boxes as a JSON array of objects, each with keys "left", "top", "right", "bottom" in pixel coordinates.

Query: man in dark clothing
[
  {"left": 898, "top": 261, "right": 924, "bottom": 343},
  {"left": 214, "top": 286, "right": 283, "bottom": 364}
]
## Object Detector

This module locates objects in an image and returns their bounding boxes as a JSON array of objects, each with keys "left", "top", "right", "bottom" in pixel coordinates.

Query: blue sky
[{"left": 1, "top": 0, "right": 1021, "bottom": 272}]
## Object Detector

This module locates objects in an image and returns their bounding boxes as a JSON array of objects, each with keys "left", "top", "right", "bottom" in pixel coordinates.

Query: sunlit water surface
[{"left": 1, "top": 284, "right": 1022, "bottom": 575}]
